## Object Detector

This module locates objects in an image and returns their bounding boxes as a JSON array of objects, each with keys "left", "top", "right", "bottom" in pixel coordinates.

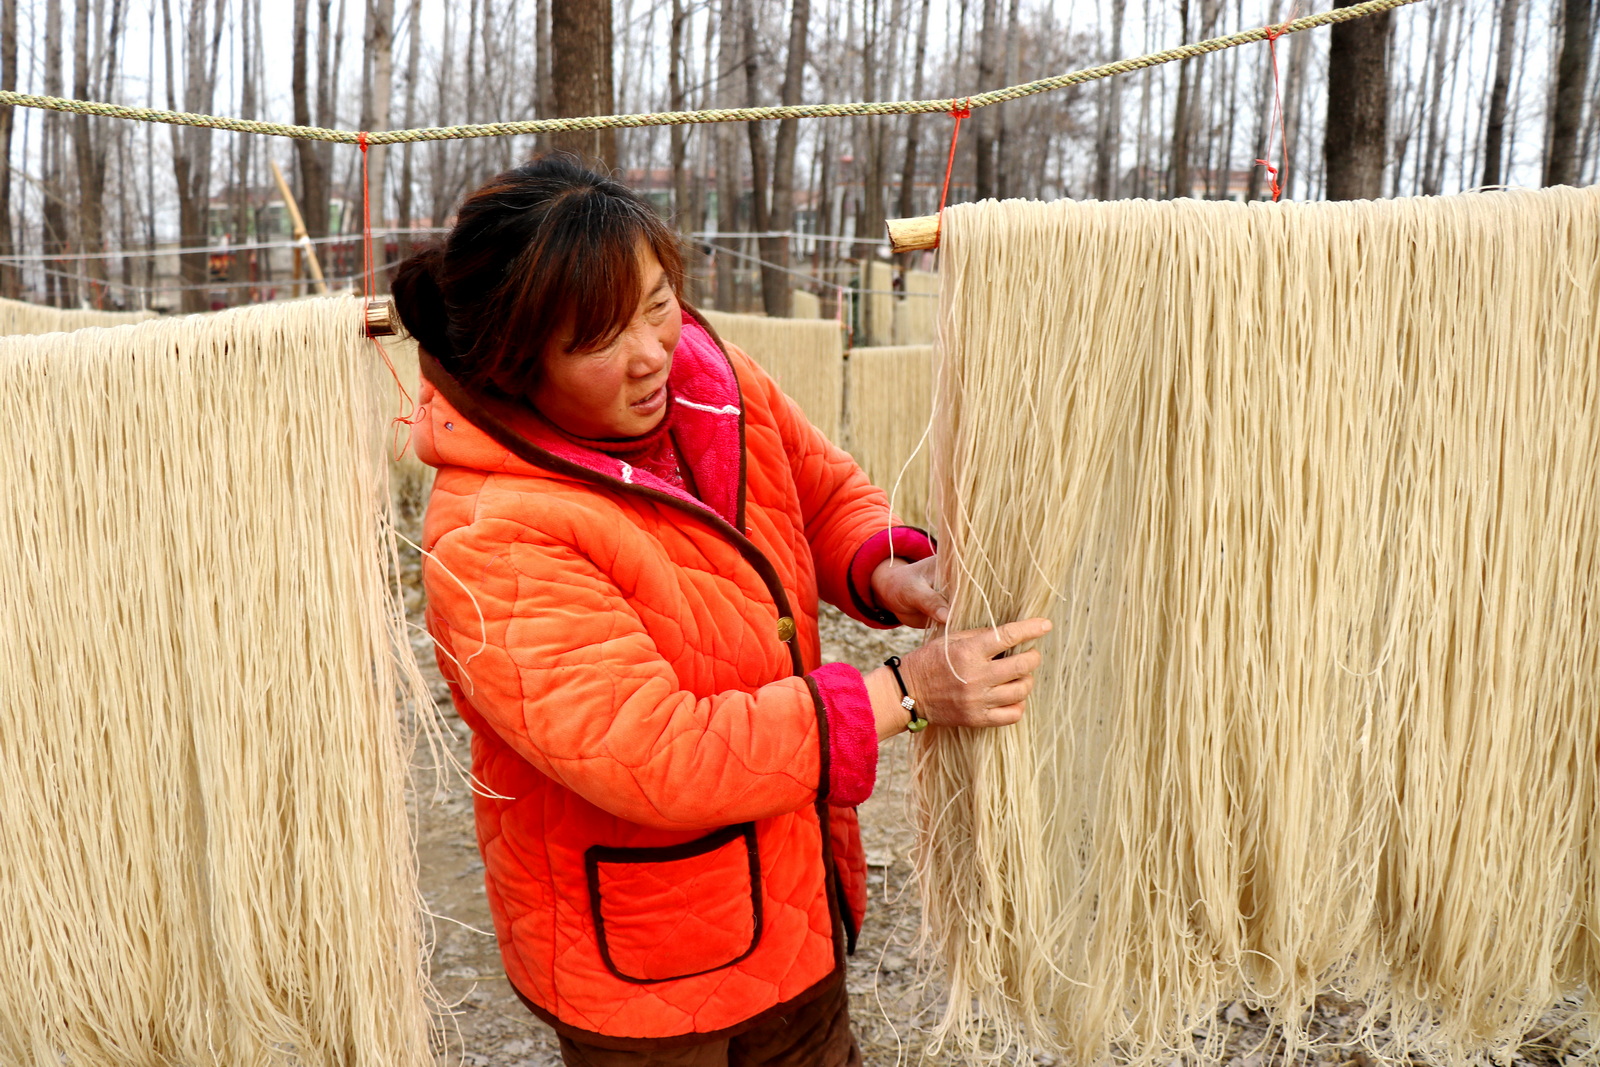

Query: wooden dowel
[
  {"left": 886, "top": 214, "right": 940, "bottom": 253},
  {"left": 365, "top": 297, "right": 399, "bottom": 337},
  {"left": 268, "top": 157, "right": 329, "bottom": 295}
]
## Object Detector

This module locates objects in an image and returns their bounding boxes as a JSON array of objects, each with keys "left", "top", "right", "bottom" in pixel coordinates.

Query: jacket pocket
[{"left": 586, "top": 823, "right": 763, "bottom": 984}]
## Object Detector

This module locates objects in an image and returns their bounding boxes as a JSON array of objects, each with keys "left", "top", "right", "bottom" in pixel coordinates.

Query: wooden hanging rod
[
  {"left": 886, "top": 215, "right": 941, "bottom": 254},
  {"left": 365, "top": 298, "right": 400, "bottom": 337}
]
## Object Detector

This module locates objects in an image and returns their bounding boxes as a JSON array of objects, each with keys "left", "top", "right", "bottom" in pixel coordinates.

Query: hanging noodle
[
  {"left": 0, "top": 296, "right": 438, "bottom": 1067},
  {"left": 376, "top": 332, "right": 434, "bottom": 511},
  {"left": 859, "top": 260, "right": 895, "bottom": 347},
  {"left": 846, "top": 344, "right": 936, "bottom": 529},
  {"left": 0, "top": 294, "right": 155, "bottom": 334},
  {"left": 918, "top": 188, "right": 1600, "bottom": 1064},
  {"left": 699, "top": 308, "right": 846, "bottom": 442},
  {"left": 791, "top": 288, "right": 823, "bottom": 319},
  {"left": 892, "top": 269, "right": 938, "bottom": 346}
]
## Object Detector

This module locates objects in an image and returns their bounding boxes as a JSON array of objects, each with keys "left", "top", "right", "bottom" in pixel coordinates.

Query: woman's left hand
[{"left": 870, "top": 555, "right": 948, "bottom": 628}]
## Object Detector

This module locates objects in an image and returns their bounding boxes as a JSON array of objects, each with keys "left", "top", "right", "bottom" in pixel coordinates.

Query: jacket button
[{"left": 776, "top": 616, "right": 796, "bottom": 643}]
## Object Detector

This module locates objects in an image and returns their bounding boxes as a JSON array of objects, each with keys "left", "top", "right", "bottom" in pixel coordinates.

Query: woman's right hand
[{"left": 865, "top": 618, "right": 1052, "bottom": 740}]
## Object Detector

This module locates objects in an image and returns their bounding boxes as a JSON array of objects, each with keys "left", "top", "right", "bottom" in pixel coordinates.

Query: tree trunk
[
  {"left": 669, "top": 0, "right": 688, "bottom": 229},
  {"left": 550, "top": 0, "right": 616, "bottom": 169},
  {"left": 1480, "top": 0, "right": 1519, "bottom": 186},
  {"left": 897, "top": 0, "right": 934, "bottom": 221},
  {"left": 166, "top": 0, "right": 226, "bottom": 313},
  {"left": 293, "top": 0, "right": 331, "bottom": 239},
  {"left": 714, "top": 0, "right": 739, "bottom": 310},
  {"left": 230, "top": 0, "right": 255, "bottom": 302},
  {"left": 1169, "top": 0, "right": 1195, "bottom": 198},
  {"left": 758, "top": 0, "right": 809, "bottom": 317},
  {"left": 362, "top": 0, "right": 395, "bottom": 289},
  {"left": 972, "top": 0, "right": 1001, "bottom": 200},
  {"left": 991, "top": 0, "right": 1020, "bottom": 198},
  {"left": 739, "top": 0, "right": 771, "bottom": 307},
  {"left": 0, "top": 0, "right": 18, "bottom": 297},
  {"left": 1324, "top": 0, "right": 1391, "bottom": 200},
  {"left": 43, "top": 0, "right": 70, "bottom": 306},
  {"left": 535, "top": 0, "right": 552, "bottom": 148},
  {"left": 73, "top": 0, "right": 113, "bottom": 302},
  {"left": 1544, "top": 0, "right": 1593, "bottom": 186},
  {"left": 395, "top": 0, "right": 422, "bottom": 255},
  {"left": 1093, "top": 0, "right": 1125, "bottom": 200},
  {"left": 1419, "top": 2, "right": 1451, "bottom": 195}
]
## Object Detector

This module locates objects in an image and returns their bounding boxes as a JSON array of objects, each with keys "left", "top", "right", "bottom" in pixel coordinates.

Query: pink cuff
[
  {"left": 846, "top": 526, "right": 937, "bottom": 629},
  {"left": 809, "top": 663, "right": 878, "bottom": 807}
]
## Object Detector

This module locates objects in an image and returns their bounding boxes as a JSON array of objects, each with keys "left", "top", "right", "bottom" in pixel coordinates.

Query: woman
[{"left": 393, "top": 155, "right": 1048, "bottom": 1066}]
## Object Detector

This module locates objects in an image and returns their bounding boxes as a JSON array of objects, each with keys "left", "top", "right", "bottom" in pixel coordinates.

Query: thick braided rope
[{"left": 0, "top": 0, "right": 1418, "bottom": 145}]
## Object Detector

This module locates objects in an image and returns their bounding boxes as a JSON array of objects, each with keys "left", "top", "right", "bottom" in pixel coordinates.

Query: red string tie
[
  {"left": 357, "top": 130, "right": 423, "bottom": 442},
  {"left": 1252, "top": 24, "right": 1292, "bottom": 203},
  {"left": 934, "top": 100, "right": 972, "bottom": 245}
]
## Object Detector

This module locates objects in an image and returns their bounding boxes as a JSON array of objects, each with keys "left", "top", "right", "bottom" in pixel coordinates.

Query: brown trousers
[{"left": 556, "top": 980, "right": 862, "bottom": 1067}]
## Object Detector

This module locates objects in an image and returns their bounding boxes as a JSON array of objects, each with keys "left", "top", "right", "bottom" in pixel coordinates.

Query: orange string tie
[
  {"left": 934, "top": 100, "right": 972, "bottom": 245},
  {"left": 1253, "top": 14, "right": 1298, "bottom": 203},
  {"left": 358, "top": 131, "right": 424, "bottom": 446}
]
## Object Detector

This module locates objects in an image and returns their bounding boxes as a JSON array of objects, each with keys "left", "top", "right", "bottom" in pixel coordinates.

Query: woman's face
[{"left": 532, "top": 246, "right": 682, "bottom": 440}]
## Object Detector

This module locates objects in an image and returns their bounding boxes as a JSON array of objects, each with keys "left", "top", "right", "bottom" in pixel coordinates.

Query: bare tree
[
  {"left": 292, "top": 0, "right": 331, "bottom": 239},
  {"left": 164, "top": 0, "right": 227, "bottom": 313},
  {"left": 43, "top": 0, "right": 70, "bottom": 306},
  {"left": 550, "top": 0, "right": 616, "bottom": 168},
  {"left": 757, "top": 0, "right": 810, "bottom": 317},
  {"left": 1168, "top": 0, "right": 1195, "bottom": 197},
  {"left": 1418, "top": 1, "right": 1453, "bottom": 194},
  {"left": 972, "top": 0, "right": 1001, "bottom": 199},
  {"left": 669, "top": 0, "right": 689, "bottom": 229},
  {"left": 1325, "top": 0, "right": 1391, "bottom": 199},
  {"left": 1481, "top": 0, "right": 1520, "bottom": 186},
  {"left": 714, "top": 0, "right": 739, "bottom": 309},
  {"left": 361, "top": 0, "right": 395, "bottom": 288},
  {"left": 738, "top": 0, "right": 771, "bottom": 306},
  {"left": 1544, "top": 0, "right": 1594, "bottom": 185},
  {"left": 395, "top": 0, "right": 422, "bottom": 253},
  {"left": 0, "top": 0, "right": 18, "bottom": 297},
  {"left": 1093, "top": 0, "right": 1125, "bottom": 200},
  {"left": 897, "top": 0, "right": 934, "bottom": 220}
]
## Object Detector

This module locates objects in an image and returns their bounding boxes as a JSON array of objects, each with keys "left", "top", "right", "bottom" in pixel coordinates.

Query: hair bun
[{"left": 390, "top": 244, "right": 455, "bottom": 361}]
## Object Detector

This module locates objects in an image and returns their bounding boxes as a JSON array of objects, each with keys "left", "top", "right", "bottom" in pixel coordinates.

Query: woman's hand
[
  {"left": 863, "top": 617, "right": 1051, "bottom": 740},
  {"left": 870, "top": 555, "right": 949, "bottom": 628}
]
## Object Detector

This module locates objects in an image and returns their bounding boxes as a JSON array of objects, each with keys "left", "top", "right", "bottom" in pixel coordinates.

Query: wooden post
[
  {"left": 269, "top": 156, "right": 329, "bottom": 295},
  {"left": 885, "top": 215, "right": 941, "bottom": 254}
]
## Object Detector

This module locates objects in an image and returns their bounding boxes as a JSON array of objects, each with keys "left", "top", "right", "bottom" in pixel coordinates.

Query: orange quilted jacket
[{"left": 414, "top": 310, "right": 932, "bottom": 1048}]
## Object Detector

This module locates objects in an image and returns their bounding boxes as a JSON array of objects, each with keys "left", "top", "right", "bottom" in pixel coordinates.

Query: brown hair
[{"left": 391, "top": 154, "right": 685, "bottom": 398}]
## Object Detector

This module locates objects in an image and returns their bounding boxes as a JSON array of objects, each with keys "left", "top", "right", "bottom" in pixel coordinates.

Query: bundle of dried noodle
[
  {"left": 920, "top": 188, "right": 1600, "bottom": 1064},
  {"left": 377, "top": 332, "right": 434, "bottom": 510},
  {"left": 892, "top": 269, "right": 938, "bottom": 346},
  {"left": 0, "top": 297, "right": 437, "bottom": 1067},
  {"left": 0, "top": 295, "right": 156, "bottom": 334},
  {"left": 846, "top": 344, "right": 935, "bottom": 529},
  {"left": 699, "top": 308, "right": 846, "bottom": 442},
  {"left": 858, "top": 260, "right": 895, "bottom": 347}
]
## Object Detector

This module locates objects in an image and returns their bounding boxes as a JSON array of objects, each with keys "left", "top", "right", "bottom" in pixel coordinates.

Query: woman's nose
[{"left": 629, "top": 329, "right": 672, "bottom": 377}]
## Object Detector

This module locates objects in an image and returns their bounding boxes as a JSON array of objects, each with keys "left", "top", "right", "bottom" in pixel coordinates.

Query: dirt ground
[{"left": 398, "top": 518, "right": 1590, "bottom": 1067}]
